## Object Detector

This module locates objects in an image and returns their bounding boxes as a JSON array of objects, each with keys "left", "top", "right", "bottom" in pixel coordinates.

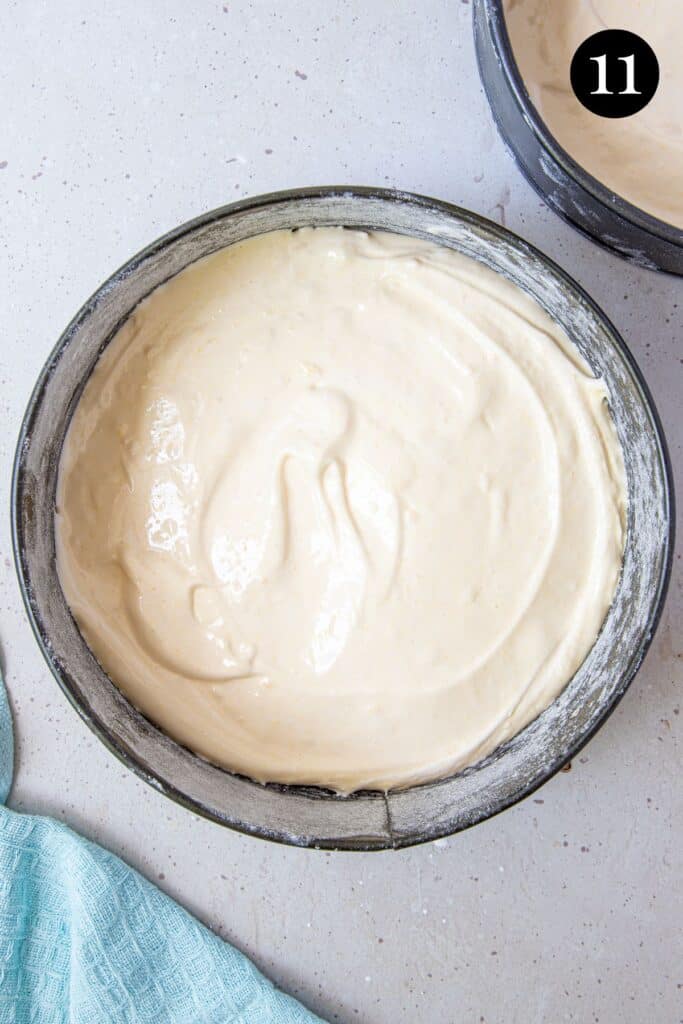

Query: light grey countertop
[{"left": 1, "top": 2, "right": 681, "bottom": 1021}]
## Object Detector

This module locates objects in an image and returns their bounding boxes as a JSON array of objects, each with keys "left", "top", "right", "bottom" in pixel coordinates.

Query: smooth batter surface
[
  {"left": 56, "top": 228, "right": 626, "bottom": 792},
  {"left": 505, "top": 0, "right": 683, "bottom": 230}
]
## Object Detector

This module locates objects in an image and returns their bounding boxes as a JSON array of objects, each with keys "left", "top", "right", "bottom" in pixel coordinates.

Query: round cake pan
[
  {"left": 473, "top": 0, "right": 683, "bottom": 275},
  {"left": 11, "top": 186, "right": 674, "bottom": 850}
]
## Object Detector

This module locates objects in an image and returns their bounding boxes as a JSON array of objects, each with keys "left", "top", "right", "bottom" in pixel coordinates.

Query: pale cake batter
[
  {"left": 55, "top": 228, "right": 626, "bottom": 792},
  {"left": 505, "top": 0, "right": 683, "bottom": 230}
]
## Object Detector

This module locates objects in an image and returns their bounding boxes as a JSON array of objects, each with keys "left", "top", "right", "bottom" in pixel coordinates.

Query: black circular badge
[{"left": 570, "top": 29, "right": 659, "bottom": 118}]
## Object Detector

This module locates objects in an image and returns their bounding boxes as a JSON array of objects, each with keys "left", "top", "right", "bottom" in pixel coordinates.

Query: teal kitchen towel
[{"left": 0, "top": 673, "right": 325, "bottom": 1024}]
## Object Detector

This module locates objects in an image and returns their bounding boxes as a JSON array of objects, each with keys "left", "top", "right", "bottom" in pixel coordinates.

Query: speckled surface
[{"left": 0, "top": 2, "right": 681, "bottom": 1021}]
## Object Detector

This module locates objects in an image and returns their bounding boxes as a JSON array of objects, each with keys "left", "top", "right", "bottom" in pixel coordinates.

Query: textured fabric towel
[{"left": 0, "top": 671, "right": 324, "bottom": 1023}]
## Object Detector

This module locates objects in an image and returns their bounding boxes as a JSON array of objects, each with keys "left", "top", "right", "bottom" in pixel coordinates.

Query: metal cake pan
[
  {"left": 11, "top": 186, "right": 674, "bottom": 849},
  {"left": 473, "top": 0, "right": 683, "bottom": 275}
]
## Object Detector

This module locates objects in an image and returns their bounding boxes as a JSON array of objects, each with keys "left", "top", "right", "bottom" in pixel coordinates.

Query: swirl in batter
[{"left": 55, "top": 228, "right": 626, "bottom": 791}]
